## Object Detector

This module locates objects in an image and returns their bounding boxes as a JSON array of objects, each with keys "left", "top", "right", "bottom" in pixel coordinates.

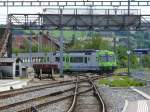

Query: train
[
  {"left": 12, "top": 49, "right": 117, "bottom": 74},
  {"left": 53, "top": 50, "right": 117, "bottom": 73}
]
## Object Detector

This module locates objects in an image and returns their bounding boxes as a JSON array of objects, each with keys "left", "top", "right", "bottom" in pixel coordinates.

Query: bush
[
  {"left": 99, "top": 76, "right": 146, "bottom": 87},
  {"left": 142, "top": 55, "right": 150, "bottom": 68}
]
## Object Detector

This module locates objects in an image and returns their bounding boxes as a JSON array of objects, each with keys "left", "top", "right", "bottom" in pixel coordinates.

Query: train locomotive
[
  {"left": 53, "top": 50, "right": 117, "bottom": 73},
  {"left": 13, "top": 49, "right": 117, "bottom": 74}
]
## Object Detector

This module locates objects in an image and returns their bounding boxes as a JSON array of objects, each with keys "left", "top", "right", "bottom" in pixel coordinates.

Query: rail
[
  {"left": 89, "top": 78, "right": 106, "bottom": 112},
  {"left": 66, "top": 76, "right": 78, "bottom": 112},
  {"left": 67, "top": 74, "right": 106, "bottom": 112},
  {"left": 0, "top": 76, "right": 100, "bottom": 99}
]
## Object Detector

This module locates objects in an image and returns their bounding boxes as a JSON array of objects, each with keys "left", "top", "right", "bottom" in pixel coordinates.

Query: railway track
[
  {"left": 0, "top": 76, "right": 100, "bottom": 99},
  {"left": 0, "top": 85, "right": 75, "bottom": 111},
  {"left": 67, "top": 75, "right": 106, "bottom": 112},
  {"left": 0, "top": 74, "right": 102, "bottom": 112}
]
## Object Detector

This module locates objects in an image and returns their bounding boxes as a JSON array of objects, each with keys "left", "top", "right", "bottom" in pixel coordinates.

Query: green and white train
[
  {"left": 13, "top": 49, "right": 117, "bottom": 74},
  {"left": 54, "top": 49, "right": 117, "bottom": 73}
]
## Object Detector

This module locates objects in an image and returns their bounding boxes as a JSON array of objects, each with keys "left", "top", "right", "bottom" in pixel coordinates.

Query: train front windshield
[{"left": 100, "top": 54, "right": 116, "bottom": 62}]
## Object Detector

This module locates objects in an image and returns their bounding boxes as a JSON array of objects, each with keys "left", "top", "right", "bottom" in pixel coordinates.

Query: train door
[
  {"left": 64, "top": 54, "right": 70, "bottom": 71},
  {"left": 95, "top": 52, "right": 100, "bottom": 71}
]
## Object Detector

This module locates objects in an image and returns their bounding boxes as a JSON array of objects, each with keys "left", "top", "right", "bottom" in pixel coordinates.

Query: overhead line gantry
[
  {"left": 1, "top": 0, "right": 150, "bottom": 77},
  {"left": 1, "top": 1, "right": 150, "bottom": 7}
]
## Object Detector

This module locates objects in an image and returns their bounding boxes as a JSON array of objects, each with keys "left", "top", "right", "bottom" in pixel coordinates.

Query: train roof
[
  {"left": 65, "top": 49, "right": 100, "bottom": 53},
  {"left": 53, "top": 50, "right": 115, "bottom": 55},
  {"left": 55, "top": 49, "right": 99, "bottom": 53}
]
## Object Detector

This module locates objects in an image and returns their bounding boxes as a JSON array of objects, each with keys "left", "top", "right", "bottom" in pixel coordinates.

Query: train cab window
[
  {"left": 100, "top": 54, "right": 109, "bottom": 62},
  {"left": 109, "top": 55, "right": 115, "bottom": 62}
]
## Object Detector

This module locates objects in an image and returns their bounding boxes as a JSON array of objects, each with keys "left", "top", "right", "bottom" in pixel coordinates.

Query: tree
[
  {"left": 116, "top": 46, "right": 138, "bottom": 68},
  {"left": 142, "top": 55, "right": 150, "bottom": 68},
  {"left": 68, "top": 35, "right": 110, "bottom": 50},
  {"left": 32, "top": 44, "right": 38, "bottom": 52}
]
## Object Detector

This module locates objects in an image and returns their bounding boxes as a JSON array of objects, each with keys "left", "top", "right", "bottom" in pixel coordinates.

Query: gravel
[
  {"left": 38, "top": 98, "right": 72, "bottom": 112},
  {"left": 73, "top": 80, "right": 101, "bottom": 112},
  {"left": 131, "top": 71, "right": 150, "bottom": 81},
  {"left": 97, "top": 85, "right": 146, "bottom": 112},
  {"left": 26, "top": 74, "right": 76, "bottom": 87},
  {"left": 2, "top": 91, "right": 73, "bottom": 112},
  {"left": 0, "top": 84, "right": 74, "bottom": 111}
]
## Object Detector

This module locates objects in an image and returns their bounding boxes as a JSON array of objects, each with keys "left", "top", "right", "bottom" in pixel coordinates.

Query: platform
[
  {"left": 0, "top": 80, "right": 28, "bottom": 91},
  {"left": 123, "top": 100, "right": 150, "bottom": 112}
]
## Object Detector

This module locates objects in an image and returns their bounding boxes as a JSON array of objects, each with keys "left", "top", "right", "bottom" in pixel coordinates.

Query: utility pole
[
  {"left": 128, "top": 0, "right": 130, "bottom": 15},
  {"left": 6, "top": 0, "right": 9, "bottom": 24},
  {"left": 127, "top": 32, "right": 131, "bottom": 76},
  {"left": 29, "top": 34, "right": 32, "bottom": 67},
  {"left": 113, "top": 33, "right": 116, "bottom": 54},
  {"left": 59, "top": 7, "right": 64, "bottom": 78}
]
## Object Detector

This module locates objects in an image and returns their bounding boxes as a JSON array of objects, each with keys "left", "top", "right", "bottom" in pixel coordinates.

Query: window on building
[{"left": 56, "top": 57, "right": 60, "bottom": 62}]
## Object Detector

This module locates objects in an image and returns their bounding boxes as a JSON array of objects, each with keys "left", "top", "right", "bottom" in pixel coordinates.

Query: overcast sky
[{"left": 0, "top": 0, "right": 150, "bottom": 24}]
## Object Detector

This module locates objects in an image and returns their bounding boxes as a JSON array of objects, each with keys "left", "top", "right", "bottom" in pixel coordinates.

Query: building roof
[
  {"left": 0, "top": 58, "right": 17, "bottom": 63},
  {"left": 0, "top": 58, "right": 16, "bottom": 63}
]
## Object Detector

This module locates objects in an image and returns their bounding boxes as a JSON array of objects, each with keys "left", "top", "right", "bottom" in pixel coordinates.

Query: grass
[
  {"left": 114, "top": 68, "right": 128, "bottom": 73},
  {"left": 99, "top": 75, "right": 146, "bottom": 87}
]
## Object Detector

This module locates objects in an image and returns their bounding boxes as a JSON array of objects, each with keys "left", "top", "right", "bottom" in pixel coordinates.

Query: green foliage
[
  {"left": 115, "top": 68, "right": 128, "bottom": 73},
  {"left": 99, "top": 76, "right": 146, "bottom": 87},
  {"left": 84, "top": 36, "right": 110, "bottom": 50},
  {"left": 116, "top": 46, "right": 138, "bottom": 68},
  {"left": 51, "top": 30, "right": 86, "bottom": 39},
  {"left": 142, "top": 55, "right": 150, "bottom": 68},
  {"left": 130, "top": 54, "right": 139, "bottom": 68},
  {"left": 116, "top": 46, "right": 128, "bottom": 67},
  {"left": 32, "top": 44, "right": 38, "bottom": 52},
  {"left": 41, "top": 46, "right": 52, "bottom": 52},
  {"left": 68, "top": 35, "right": 110, "bottom": 50},
  {"left": 12, "top": 47, "right": 20, "bottom": 54}
]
